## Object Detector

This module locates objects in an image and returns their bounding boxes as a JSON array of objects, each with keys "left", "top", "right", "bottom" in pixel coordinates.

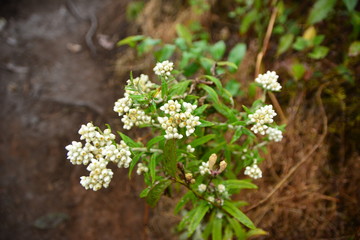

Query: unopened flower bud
[
  {"left": 219, "top": 161, "right": 227, "bottom": 173},
  {"left": 208, "top": 153, "right": 217, "bottom": 170},
  {"left": 185, "top": 173, "right": 193, "bottom": 181},
  {"left": 190, "top": 179, "right": 196, "bottom": 184}
]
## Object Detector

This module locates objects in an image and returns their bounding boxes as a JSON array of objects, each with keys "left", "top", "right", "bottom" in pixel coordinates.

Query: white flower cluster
[
  {"left": 158, "top": 100, "right": 200, "bottom": 139},
  {"left": 186, "top": 145, "right": 195, "bottom": 153},
  {"left": 255, "top": 71, "right": 282, "bottom": 91},
  {"left": 249, "top": 105, "right": 277, "bottom": 135},
  {"left": 199, "top": 162, "right": 211, "bottom": 175},
  {"left": 217, "top": 184, "right": 226, "bottom": 193},
  {"left": 121, "top": 108, "right": 151, "bottom": 130},
  {"left": 113, "top": 74, "right": 153, "bottom": 130},
  {"left": 80, "top": 159, "right": 113, "bottom": 191},
  {"left": 244, "top": 164, "right": 262, "bottom": 179},
  {"left": 127, "top": 74, "right": 154, "bottom": 94},
  {"left": 198, "top": 184, "right": 207, "bottom": 193},
  {"left": 153, "top": 60, "right": 174, "bottom": 79},
  {"left": 136, "top": 163, "right": 149, "bottom": 175},
  {"left": 266, "top": 127, "right": 283, "bottom": 142},
  {"left": 65, "top": 123, "right": 132, "bottom": 191}
]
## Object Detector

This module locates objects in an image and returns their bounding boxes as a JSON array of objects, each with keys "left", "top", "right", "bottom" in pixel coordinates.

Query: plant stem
[{"left": 132, "top": 147, "right": 163, "bottom": 153}]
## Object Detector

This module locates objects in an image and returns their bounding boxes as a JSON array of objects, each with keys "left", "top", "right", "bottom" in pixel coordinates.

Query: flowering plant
[{"left": 65, "top": 55, "right": 284, "bottom": 238}]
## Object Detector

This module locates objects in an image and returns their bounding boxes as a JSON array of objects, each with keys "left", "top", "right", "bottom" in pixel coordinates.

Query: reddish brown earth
[{"left": 0, "top": 0, "right": 158, "bottom": 239}]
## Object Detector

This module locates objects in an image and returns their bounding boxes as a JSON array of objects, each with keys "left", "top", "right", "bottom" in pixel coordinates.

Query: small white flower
[
  {"left": 266, "top": 127, "right": 283, "bottom": 142},
  {"left": 198, "top": 184, "right": 207, "bottom": 193},
  {"left": 153, "top": 60, "right": 174, "bottom": 79},
  {"left": 199, "top": 162, "right": 211, "bottom": 175},
  {"left": 65, "top": 141, "right": 93, "bottom": 165},
  {"left": 127, "top": 74, "right": 154, "bottom": 94},
  {"left": 114, "top": 96, "right": 132, "bottom": 116},
  {"left": 250, "top": 123, "right": 268, "bottom": 135},
  {"left": 160, "top": 100, "right": 181, "bottom": 116},
  {"left": 121, "top": 108, "right": 151, "bottom": 130},
  {"left": 244, "top": 164, "right": 262, "bottom": 179},
  {"left": 255, "top": 71, "right": 282, "bottom": 92},
  {"left": 217, "top": 184, "right": 226, "bottom": 193},
  {"left": 216, "top": 211, "right": 224, "bottom": 219},
  {"left": 186, "top": 145, "right": 195, "bottom": 153},
  {"left": 136, "top": 163, "right": 149, "bottom": 175},
  {"left": 183, "top": 102, "right": 197, "bottom": 113},
  {"left": 80, "top": 159, "right": 114, "bottom": 191},
  {"left": 249, "top": 105, "right": 277, "bottom": 125},
  {"left": 207, "top": 196, "right": 215, "bottom": 203}
]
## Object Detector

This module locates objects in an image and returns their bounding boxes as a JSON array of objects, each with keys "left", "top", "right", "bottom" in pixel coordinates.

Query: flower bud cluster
[
  {"left": 186, "top": 145, "right": 195, "bottom": 153},
  {"left": 244, "top": 164, "right": 262, "bottom": 179},
  {"left": 80, "top": 159, "right": 114, "bottom": 191},
  {"left": 249, "top": 105, "right": 277, "bottom": 135},
  {"left": 136, "top": 163, "right": 149, "bottom": 175},
  {"left": 113, "top": 74, "right": 153, "bottom": 130},
  {"left": 199, "top": 162, "right": 211, "bottom": 175},
  {"left": 65, "top": 123, "right": 132, "bottom": 191},
  {"left": 158, "top": 100, "right": 200, "bottom": 139},
  {"left": 153, "top": 60, "right": 174, "bottom": 79},
  {"left": 255, "top": 71, "right": 282, "bottom": 92},
  {"left": 266, "top": 127, "right": 283, "bottom": 142},
  {"left": 198, "top": 184, "right": 207, "bottom": 193}
]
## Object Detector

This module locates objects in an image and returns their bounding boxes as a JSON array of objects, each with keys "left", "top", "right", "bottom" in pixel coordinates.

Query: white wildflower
[
  {"left": 217, "top": 184, "right": 226, "bottom": 193},
  {"left": 78, "top": 122, "right": 97, "bottom": 142},
  {"left": 250, "top": 123, "right": 268, "bottom": 135},
  {"left": 244, "top": 164, "right": 262, "bottom": 179},
  {"left": 186, "top": 145, "right": 195, "bottom": 153},
  {"left": 249, "top": 105, "right": 277, "bottom": 125},
  {"left": 183, "top": 102, "right": 197, "bottom": 113},
  {"left": 80, "top": 159, "right": 114, "bottom": 191},
  {"left": 127, "top": 74, "right": 153, "bottom": 94},
  {"left": 113, "top": 96, "right": 132, "bottom": 116},
  {"left": 121, "top": 108, "right": 151, "bottom": 130},
  {"left": 65, "top": 141, "right": 93, "bottom": 165},
  {"left": 216, "top": 211, "right": 224, "bottom": 219},
  {"left": 266, "top": 127, "right": 283, "bottom": 142},
  {"left": 158, "top": 116, "right": 183, "bottom": 139},
  {"left": 199, "top": 162, "right": 211, "bottom": 175},
  {"left": 198, "top": 184, "right": 207, "bottom": 193},
  {"left": 136, "top": 163, "right": 149, "bottom": 175},
  {"left": 160, "top": 100, "right": 181, "bottom": 116},
  {"left": 153, "top": 60, "right": 174, "bottom": 78},
  {"left": 207, "top": 196, "right": 215, "bottom": 203},
  {"left": 255, "top": 71, "right": 282, "bottom": 91}
]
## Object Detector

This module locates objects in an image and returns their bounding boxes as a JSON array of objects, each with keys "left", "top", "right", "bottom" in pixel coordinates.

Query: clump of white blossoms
[
  {"left": 136, "top": 163, "right": 149, "bottom": 175},
  {"left": 65, "top": 122, "right": 132, "bottom": 191},
  {"left": 249, "top": 105, "right": 277, "bottom": 135},
  {"left": 158, "top": 100, "right": 201, "bottom": 139},
  {"left": 266, "top": 127, "right": 283, "bottom": 142},
  {"left": 198, "top": 184, "right": 207, "bottom": 193},
  {"left": 114, "top": 74, "right": 154, "bottom": 130},
  {"left": 217, "top": 184, "right": 226, "bottom": 193},
  {"left": 153, "top": 60, "right": 174, "bottom": 79},
  {"left": 255, "top": 71, "right": 281, "bottom": 92},
  {"left": 186, "top": 145, "right": 195, "bottom": 153},
  {"left": 244, "top": 164, "right": 262, "bottom": 179}
]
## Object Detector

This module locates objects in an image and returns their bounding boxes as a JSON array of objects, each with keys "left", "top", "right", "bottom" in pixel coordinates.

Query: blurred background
[{"left": 0, "top": 0, "right": 359, "bottom": 239}]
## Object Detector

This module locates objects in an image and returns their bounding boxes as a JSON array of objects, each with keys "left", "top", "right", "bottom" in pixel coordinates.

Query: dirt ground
[{"left": 0, "top": 0, "right": 163, "bottom": 239}]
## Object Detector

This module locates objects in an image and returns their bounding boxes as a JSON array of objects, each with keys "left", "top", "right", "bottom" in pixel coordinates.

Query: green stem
[{"left": 132, "top": 147, "right": 163, "bottom": 153}]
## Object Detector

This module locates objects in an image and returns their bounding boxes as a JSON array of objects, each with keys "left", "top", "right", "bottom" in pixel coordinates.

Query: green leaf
[
  {"left": 150, "top": 153, "right": 157, "bottom": 184},
  {"left": 147, "top": 135, "right": 165, "bottom": 149},
  {"left": 199, "top": 119, "right": 215, "bottom": 127},
  {"left": 155, "top": 44, "right": 176, "bottom": 62},
  {"left": 247, "top": 82, "right": 257, "bottom": 98},
  {"left": 225, "top": 79, "right": 241, "bottom": 97},
  {"left": 291, "top": 63, "right": 306, "bottom": 80},
  {"left": 199, "top": 84, "right": 220, "bottom": 104},
  {"left": 117, "top": 132, "right": 142, "bottom": 147},
  {"left": 307, "top": 0, "right": 337, "bottom": 25},
  {"left": 137, "top": 38, "right": 161, "bottom": 55},
  {"left": 223, "top": 224, "right": 234, "bottom": 240},
  {"left": 203, "top": 75, "right": 223, "bottom": 90},
  {"left": 217, "top": 61, "right": 238, "bottom": 70},
  {"left": 292, "top": 37, "right": 310, "bottom": 51},
  {"left": 200, "top": 57, "right": 215, "bottom": 73},
  {"left": 140, "top": 187, "right": 150, "bottom": 198},
  {"left": 343, "top": 0, "right": 358, "bottom": 11},
  {"left": 212, "top": 217, "right": 222, "bottom": 240},
  {"left": 117, "top": 35, "right": 145, "bottom": 47},
  {"left": 277, "top": 33, "right": 294, "bottom": 56},
  {"left": 246, "top": 228, "right": 268, "bottom": 238},
  {"left": 348, "top": 41, "right": 360, "bottom": 56},
  {"left": 163, "top": 139, "right": 177, "bottom": 177},
  {"left": 191, "top": 134, "right": 216, "bottom": 147},
  {"left": 169, "top": 80, "right": 191, "bottom": 97},
  {"left": 222, "top": 201, "right": 255, "bottom": 229},
  {"left": 210, "top": 40, "right": 226, "bottom": 60},
  {"left": 240, "top": 9, "right": 258, "bottom": 34},
  {"left": 161, "top": 78, "right": 168, "bottom": 98},
  {"left": 228, "top": 43, "right": 247, "bottom": 72},
  {"left": 193, "top": 104, "right": 209, "bottom": 115},
  {"left": 227, "top": 217, "right": 246, "bottom": 239},
  {"left": 128, "top": 153, "right": 144, "bottom": 178},
  {"left": 308, "top": 46, "right": 329, "bottom": 59},
  {"left": 213, "top": 103, "right": 237, "bottom": 122},
  {"left": 174, "top": 191, "right": 195, "bottom": 214},
  {"left": 230, "top": 127, "right": 243, "bottom": 144},
  {"left": 145, "top": 179, "right": 172, "bottom": 207},
  {"left": 187, "top": 201, "right": 210, "bottom": 237},
  {"left": 176, "top": 24, "right": 193, "bottom": 45},
  {"left": 242, "top": 105, "right": 252, "bottom": 114},
  {"left": 223, "top": 180, "right": 258, "bottom": 190}
]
